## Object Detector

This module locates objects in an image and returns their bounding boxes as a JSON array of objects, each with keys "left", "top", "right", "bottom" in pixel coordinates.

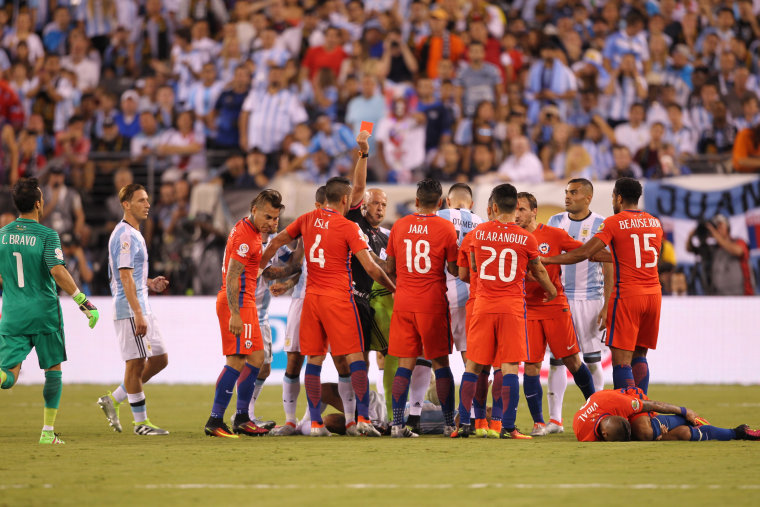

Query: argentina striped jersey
[
  {"left": 436, "top": 208, "right": 484, "bottom": 307},
  {"left": 546, "top": 211, "right": 605, "bottom": 301}
]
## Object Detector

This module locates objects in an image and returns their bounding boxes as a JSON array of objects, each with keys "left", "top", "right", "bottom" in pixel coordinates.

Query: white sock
[
  {"left": 283, "top": 375, "right": 300, "bottom": 424},
  {"left": 248, "top": 378, "right": 265, "bottom": 420},
  {"left": 376, "top": 369, "right": 385, "bottom": 399},
  {"left": 42, "top": 425, "right": 54, "bottom": 431},
  {"left": 127, "top": 392, "right": 148, "bottom": 423},
  {"left": 409, "top": 364, "right": 432, "bottom": 417},
  {"left": 547, "top": 364, "right": 567, "bottom": 424},
  {"left": 338, "top": 375, "right": 356, "bottom": 424},
  {"left": 112, "top": 384, "right": 127, "bottom": 404},
  {"left": 588, "top": 361, "right": 605, "bottom": 392}
]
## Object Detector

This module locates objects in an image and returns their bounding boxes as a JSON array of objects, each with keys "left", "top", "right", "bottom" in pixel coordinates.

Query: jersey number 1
[
  {"left": 12, "top": 251, "right": 24, "bottom": 287},
  {"left": 630, "top": 233, "right": 658, "bottom": 269}
]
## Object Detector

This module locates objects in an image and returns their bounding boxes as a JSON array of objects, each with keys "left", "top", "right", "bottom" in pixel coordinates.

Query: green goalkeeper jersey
[{"left": 0, "top": 218, "right": 66, "bottom": 336}]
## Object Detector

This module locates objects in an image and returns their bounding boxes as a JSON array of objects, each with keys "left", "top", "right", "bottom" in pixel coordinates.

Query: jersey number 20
[{"left": 479, "top": 246, "right": 517, "bottom": 282}]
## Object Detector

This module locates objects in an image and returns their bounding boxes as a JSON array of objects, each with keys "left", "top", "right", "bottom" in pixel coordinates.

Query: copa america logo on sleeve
[
  {"left": 237, "top": 243, "right": 249, "bottom": 257},
  {"left": 539, "top": 242, "right": 550, "bottom": 254}
]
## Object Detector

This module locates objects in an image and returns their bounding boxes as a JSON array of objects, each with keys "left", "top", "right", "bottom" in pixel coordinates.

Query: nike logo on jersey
[{"left": 567, "top": 345, "right": 575, "bottom": 350}]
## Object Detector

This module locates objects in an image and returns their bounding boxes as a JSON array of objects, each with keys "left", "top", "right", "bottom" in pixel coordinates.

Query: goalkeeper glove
[{"left": 73, "top": 292, "right": 99, "bottom": 329}]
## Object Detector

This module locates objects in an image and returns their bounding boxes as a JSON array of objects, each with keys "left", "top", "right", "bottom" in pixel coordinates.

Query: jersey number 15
[{"left": 630, "top": 233, "right": 658, "bottom": 269}]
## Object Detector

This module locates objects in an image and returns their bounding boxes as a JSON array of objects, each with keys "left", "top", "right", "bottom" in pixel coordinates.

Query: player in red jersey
[
  {"left": 261, "top": 177, "right": 395, "bottom": 437},
  {"left": 385, "top": 178, "right": 459, "bottom": 438},
  {"left": 204, "top": 190, "right": 284, "bottom": 438},
  {"left": 574, "top": 387, "right": 760, "bottom": 442},
  {"left": 541, "top": 178, "right": 662, "bottom": 393},
  {"left": 454, "top": 183, "right": 557, "bottom": 439},
  {"left": 515, "top": 192, "right": 601, "bottom": 436}
]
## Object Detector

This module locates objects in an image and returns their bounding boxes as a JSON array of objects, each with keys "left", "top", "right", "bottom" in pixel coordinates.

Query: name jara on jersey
[
  {"left": 1, "top": 234, "right": 37, "bottom": 246},
  {"left": 474, "top": 229, "right": 529, "bottom": 245},
  {"left": 408, "top": 223, "right": 428, "bottom": 234},
  {"left": 618, "top": 217, "right": 660, "bottom": 230}
]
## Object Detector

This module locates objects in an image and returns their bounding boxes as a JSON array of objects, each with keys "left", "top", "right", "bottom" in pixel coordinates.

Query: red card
[{"left": 360, "top": 121, "right": 374, "bottom": 134}]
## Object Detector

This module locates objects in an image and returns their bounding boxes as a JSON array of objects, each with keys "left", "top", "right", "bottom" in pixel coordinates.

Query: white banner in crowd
[{"left": 11, "top": 296, "right": 760, "bottom": 385}]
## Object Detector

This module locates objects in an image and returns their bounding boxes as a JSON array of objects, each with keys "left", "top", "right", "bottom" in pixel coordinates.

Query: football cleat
[
  {"left": 345, "top": 421, "right": 360, "bottom": 436},
  {"left": 487, "top": 420, "right": 502, "bottom": 438},
  {"left": 546, "top": 419, "right": 564, "bottom": 434},
  {"left": 357, "top": 418, "right": 381, "bottom": 437},
  {"left": 232, "top": 415, "right": 269, "bottom": 436},
  {"left": 252, "top": 417, "right": 276, "bottom": 430},
  {"left": 391, "top": 425, "right": 419, "bottom": 438},
  {"left": 734, "top": 424, "right": 760, "bottom": 441},
  {"left": 500, "top": 427, "right": 533, "bottom": 440},
  {"left": 97, "top": 393, "right": 122, "bottom": 433},
  {"left": 405, "top": 414, "right": 421, "bottom": 435},
  {"left": 531, "top": 422, "right": 548, "bottom": 437},
  {"left": 39, "top": 430, "right": 65, "bottom": 444},
  {"left": 310, "top": 422, "right": 331, "bottom": 437},
  {"left": 450, "top": 423, "right": 472, "bottom": 438},
  {"left": 133, "top": 420, "right": 169, "bottom": 436},
  {"left": 474, "top": 418, "right": 489, "bottom": 437},
  {"left": 693, "top": 416, "right": 710, "bottom": 427},
  {"left": 270, "top": 422, "right": 298, "bottom": 436},
  {"left": 443, "top": 425, "right": 457, "bottom": 437},
  {"left": 205, "top": 417, "right": 238, "bottom": 438}
]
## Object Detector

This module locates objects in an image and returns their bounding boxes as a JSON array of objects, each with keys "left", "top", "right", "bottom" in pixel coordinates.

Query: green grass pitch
[{"left": 2, "top": 383, "right": 760, "bottom": 506}]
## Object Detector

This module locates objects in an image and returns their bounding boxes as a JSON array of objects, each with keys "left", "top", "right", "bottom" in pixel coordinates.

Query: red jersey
[
  {"left": 387, "top": 213, "right": 458, "bottom": 313},
  {"left": 286, "top": 207, "right": 369, "bottom": 302},
  {"left": 219, "top": 217, "right": 263, "bottom": 308},
  {"left": 470, "top": 220, "right": 539, "bottom": 315},
  {"left": 525, "top": 224, "right": 582, "bottom": 318},
  {"left": 594, "top": 210, "right": 663, "bottom": 298},
  {"left": 573, "top": 388, "right": 649, "bottom": 442},
  {"left": 302, "top": 46, "right": 347, "bottom": 79},
  {"left": 458, "top": 231, "right": 478, "bottom": 301}
]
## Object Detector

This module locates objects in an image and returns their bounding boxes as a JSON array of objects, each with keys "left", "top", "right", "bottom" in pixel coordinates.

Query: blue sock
[
  {"left": 434, "top": 367, "right": 456, "bottom": 427},
  {"left": 572, "top": 363, "right": 596, "bottom": 399},
  {"left": 391, "top": 367, "right": 412, "bottom": 426},
  {"left": 304, "top": 363, "right": 323, "bottom": 424},
  {"left": 235, "top": 363, "right": 259, "bottom": 414},
  {"left": 349, "top": 361, "right": 370, "bottom": 419},
  {"left": 458, "top": 372, "right": 478, "bottom": 426},
  {"left": 690, "top": 425, "right": 737, "bottom": 441},
  {"left": 631, "top": 357, "right": 650, "bottom": 395},
  {"left": 654, "top": 414, "right": 688, "bottom": 430},
  {"left": 211, "top": 365, "right": 240, "bottom": 419},
  {"left": 491, "top": 369, "right": 503, "bottom": 422},
  {"left": 501, "top": 374, "right": 520, "bottom": 431},
  {"left": 612, "top": 364, "right": 635, "bottom": 390},
  {"left": 523, "top": 374, "right": 544, "bottom": 424},
  {"left": 473, "top": 369, "right": 489, "bottom": 420}
]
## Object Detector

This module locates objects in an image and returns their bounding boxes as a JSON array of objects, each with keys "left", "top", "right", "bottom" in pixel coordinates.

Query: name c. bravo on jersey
[
  {"left": 617, "top": 217, "right": 661, "bottom": 230},
  {"left": 1, "top": 234, "right": 37, "bottom": 246},
  {"left": 474, "top": 229, "right": 529, "bottom": 245}
]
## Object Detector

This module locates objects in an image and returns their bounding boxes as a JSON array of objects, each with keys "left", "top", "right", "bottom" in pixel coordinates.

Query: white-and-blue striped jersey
[
  {"left": 255, "top": 237, "right": 292, "bottom": 323},
  {"left": 436, "top": 208, "right": 484, "bottom": 307},
  {"left": 546, "top": 211, "right": 606, "bottom": 301},
  {"left": 108, "top": 221, "right": 150, "bottom": 320}
]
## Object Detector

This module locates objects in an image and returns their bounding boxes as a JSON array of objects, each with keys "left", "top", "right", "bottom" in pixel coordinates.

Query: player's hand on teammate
[
  {"left": 269, "top": 282, "right": 290, "bottom": 297},
  {"left": 229, "top": 313, "right": 243, "bottom": 337},
  {"left": 542, "top": 287, "right": 558, "bottom": 303},
  {"left": 356, "top": 130, "right": 370, "bottom": 153},
  {"left": 73, "top": 292, "right": 100, "bottom": 329},
  {"left": 148, "top": 276, "right": 170, "bottom": 293}
]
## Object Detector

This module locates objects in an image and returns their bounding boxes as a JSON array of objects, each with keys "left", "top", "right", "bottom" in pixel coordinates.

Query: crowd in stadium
[{"left": 0, "top": 0, "right": 757, "bottom": 296}]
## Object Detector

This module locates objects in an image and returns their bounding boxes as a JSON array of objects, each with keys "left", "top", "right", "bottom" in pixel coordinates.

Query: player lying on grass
[{"left": 574, "top": 387, "right": 760, "bottom": 442}]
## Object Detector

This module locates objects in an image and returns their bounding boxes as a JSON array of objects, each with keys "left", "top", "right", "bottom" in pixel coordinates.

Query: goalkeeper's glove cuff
[{"left": 73, "top": 291, "right": 99, "bottom": 329}]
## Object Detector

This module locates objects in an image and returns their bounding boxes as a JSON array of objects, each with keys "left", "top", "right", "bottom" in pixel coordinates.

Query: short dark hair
[
  {"left": 613, "top": 177, "right": 643, "bottom": 204},
  {"left": 325, "top": 176, "right": 352, "bottom": 204},
  {"left": 251, "top": 189, "right": 284, "bottom": 210},
  {"left": 490, "top": 183, "right": 518, "bottom": 213},
  {"left": 315, "top": 185, "right": 327, "bottom": 204},
  {"left": 119, "top": 183, "right": 146, "bottom": 203},
  {"left": 568, "top": 178, "right": 594, "bottom": 194},
  {"left": 448, "top": 182, "right": 472, "bottom": 198},
  {"left": 601, "top": 416, "right": 632, "bottom": 442},
  {"left": 625, "top": 9, "right": 645, "bottom": 26},
  {"left": 417, "top": 178, "right": 443, "bottom": 208},
  {"left": 12, "top": 177, "right": 42, "bottom": 213},
  {"left": 517, "top": 191, "right": 537, "bottom": 210}
]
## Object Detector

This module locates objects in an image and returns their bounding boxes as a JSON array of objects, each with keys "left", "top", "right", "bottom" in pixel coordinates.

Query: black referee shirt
[{"left": 347, "top": 203, "right": 388, "bottom": 295}]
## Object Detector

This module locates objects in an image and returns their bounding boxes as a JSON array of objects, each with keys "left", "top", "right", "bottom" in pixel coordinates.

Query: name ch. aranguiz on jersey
[{"left": 474, "top": 229, "right": 528, "bottom": 245}]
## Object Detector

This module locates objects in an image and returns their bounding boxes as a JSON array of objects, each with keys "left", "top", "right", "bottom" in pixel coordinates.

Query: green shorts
[{"left": 0, "top": 329, "right": 67, "bottom": 370}]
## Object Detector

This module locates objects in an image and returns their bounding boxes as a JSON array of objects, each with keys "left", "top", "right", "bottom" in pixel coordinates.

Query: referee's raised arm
[{"left": 350, "top": 130, "right": 371, "bottom": 208}]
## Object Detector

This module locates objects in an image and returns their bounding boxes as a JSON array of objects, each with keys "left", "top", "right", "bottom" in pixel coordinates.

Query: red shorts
[
  {"left": 526, "top": 311, "right": 580, "bottom": 363},
  {"left": 466, "top": 300, "right": 499, "bottom": 368},
  {"left": 299, "top": 293, "right": 364, "bottom": 356},
  {"left": 216, "top": 296, "right": 262, "bottom": 356},
  {"left": 467, "top": 312, "right": 528, "bottom": 366},
  {"left": 388, "top": 310, "right": 452, "bottom": 360},
  {"left": 607, "top": 293, "right": 661, "bottom": 352}
]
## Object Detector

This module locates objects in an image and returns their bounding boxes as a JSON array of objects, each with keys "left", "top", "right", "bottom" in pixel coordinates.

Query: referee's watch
[{"left": 360, "top": 151, "right": 369, "bottom": 158}]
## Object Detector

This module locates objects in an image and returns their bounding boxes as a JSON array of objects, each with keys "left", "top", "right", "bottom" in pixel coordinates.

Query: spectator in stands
[
  {"left": 689, "top": 82, "right": 719, "bottom": 135},
  {"left": 210, "top": 151, "right": 257, "bottom": 189},
  {"left": 733, "top": 96, "right": 760, "bottom": 132},
  {"left": 91, "top": 116, "right": 128, "bottom": 177},
  {"left": 41, "top": 162, "right": 87, "bottom": 243},
  {"left": 497, "top": 135, "right": 543, "bottom": 183},
  {"left": 54, "top": 115, "right": 93, "bottom": 191},
  {"left": 415, "top": 76, "right": 452, "bottom": 156},
  {"left": 525, "top": 41, "right": 576, "bottom": 124},
  {"left": 16, "top": 128, "right": 45, "bottom": 181},
  {"left": 345, "top": 73, "right": 385, "bottom": 151},
  {"left": 186, "top": 61, "right": 224, "bottom": 139},
  {"left": 427, "top": 142, "right": 465, "bottom": 182},
  {"left": 210, "top": 64, "right": 250, "bottom": 149},
  {"left": 251, "top": 25, "right": 290, "bottom": 86},
  {"left": 62, "top": 34, "right": 100, "bottom": 92},
  {"left": 29, "top": 53, "right": 75, "bottom": 134},
  {"left": 132, "top": 0, "right": 173, "bottom": 76},
  {"left": 613, "top": 103, "right": 650, "bottom": 157},
  {"left": 3, "top": 10, "right": 44, "bottom": 71},
  {"left": 603, "top": 9, "right": 648, "bottom": 72},
  {"left": 375, "top": 97, "right": 426, "bottom": 183},
  {"left": 698, "top": 101, "right": 737, "bottom": 155},
  {"left": 604, "top": 52, "right": 648, "bottom": 128},
  {"left": 608, "top": 144, "right": 643, "bottom": 180},
  {"left": 416, "top": 8, "right": 464, "bottom": 79},
  {"left": 308, "top": 115, "right": 355, "bottom": 176},
  {"left": 732, "top": 123, "right": 760, "bottom": 173},
  {"left": 665, "top": 103, "right": 697, "bottom": 160},
  {"left": 114, "top": 90, "right": 141, "bottom": 140},
  {"left": 104, "top": 167, "right": 134, "bottom": 232},
  {"left": 42, "top": 6, "right": 72, "bottom": 56},
  {"left": 457, "top": 41, "right": 503, "bottom": 119},
  {"left": 59, "top": 232, "right": 94, "bottom": 296},
  {"left": 378, "top": 29, "right": 418, "bottom": 84},
  {"left": 155, "top": 85, "right": 177, "bottom": 131},
  {"left": 581, "top": 118, "right": 614, "bottom": 181},
  {"left": 469, "top": 142, "right": 498, "bottom": 183},
  {"left": 130, "top": 110, "right": 163, "bottom": 163},
  {"left": 634, "top": 122, "right": 667, "bottom": 177},
  {"left": 158, "top": 110, "right": 206, "bottom": 180},
  {"left": 301, "top": 26, "right": 347, "bottom": 80},
  {"left": 728, "top": 68, "right": 760, "bottom": 124}
]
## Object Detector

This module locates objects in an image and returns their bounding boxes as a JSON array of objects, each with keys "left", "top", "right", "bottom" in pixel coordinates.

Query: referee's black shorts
[{"left": 354, "top": 294, "right": 375, "bottom": 351}]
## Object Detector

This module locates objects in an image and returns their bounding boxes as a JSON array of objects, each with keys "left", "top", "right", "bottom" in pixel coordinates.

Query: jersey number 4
[
  {"left": 630, "top": 233, "right": 658, "bottom": 269},
  {"left": 309, "top": 234, "right": 326, "bottom": 268},
  {"left": 479, "top": 246, "right": 517, "bottom": 282},
  {"left": 12, "top": 251, "right": 24, "bottom": 287}
]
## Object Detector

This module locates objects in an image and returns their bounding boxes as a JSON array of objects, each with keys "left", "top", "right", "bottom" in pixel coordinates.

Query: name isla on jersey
[
  {"left": 474, "top": 229, "right": 528, "bottom": 245},
  {"left": 1, "top": 234, "right": 37, "bottom": 246},
  {"left": 314, "top": 218, "right": 330, "bottom": 229},
  {"left": 618, "top": 217, "right": 660, "bottom": 230}
]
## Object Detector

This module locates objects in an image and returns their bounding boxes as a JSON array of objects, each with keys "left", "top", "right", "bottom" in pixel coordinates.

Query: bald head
[
  {"left": 447, "top": 183, "right": 474, "bottom": 210},
  {"left": 363, "top": 188, "right": 387, "bottom": 227}
]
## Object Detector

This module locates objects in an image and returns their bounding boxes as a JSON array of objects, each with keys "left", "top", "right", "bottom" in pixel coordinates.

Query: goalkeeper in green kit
[{"left": 0, "top": 178, "right": 99, "bottom": 444}]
